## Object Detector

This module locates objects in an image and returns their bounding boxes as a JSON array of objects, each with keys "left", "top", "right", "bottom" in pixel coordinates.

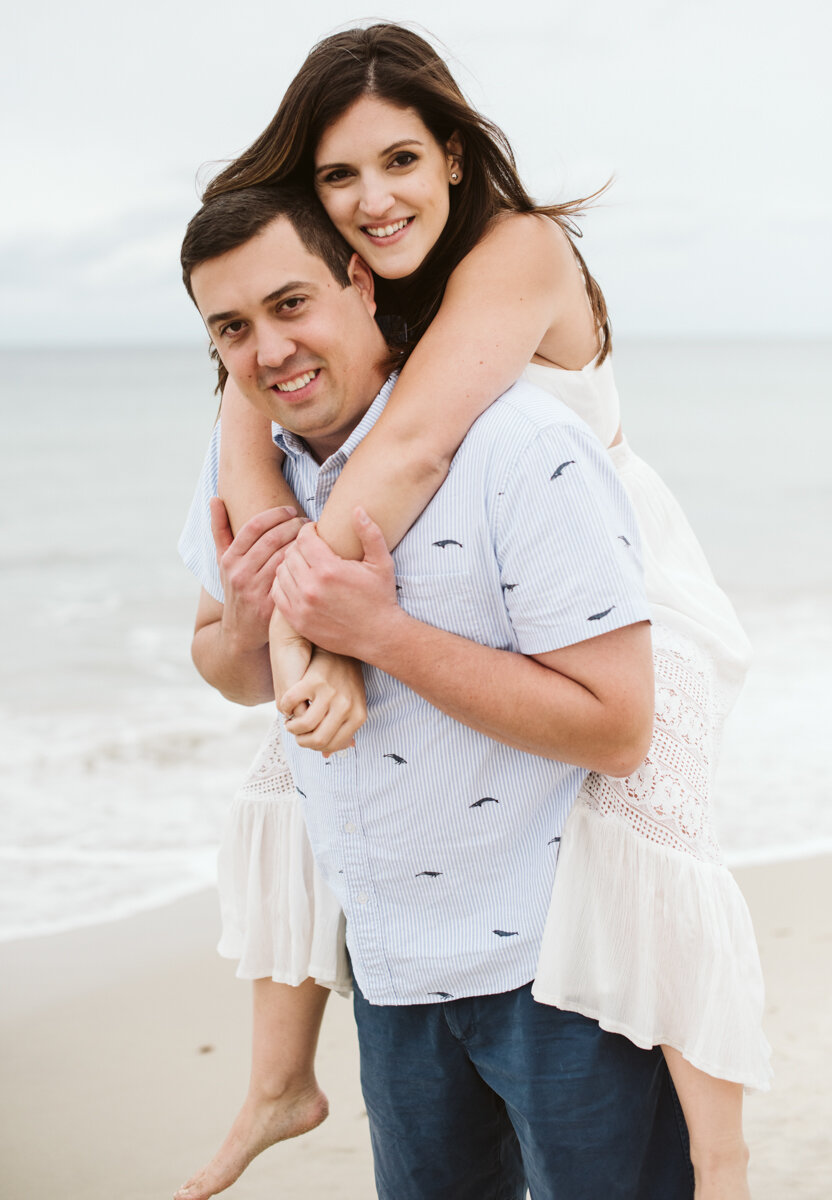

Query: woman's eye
[
  {"left": 321, "top": 168, "right": 351, "bottom": 185},
  {"left": 390, "top": 152, "right": 417, "bottom": 168}
]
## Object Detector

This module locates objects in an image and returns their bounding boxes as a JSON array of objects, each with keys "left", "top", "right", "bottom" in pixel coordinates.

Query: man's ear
[{"left": 347, "top": 253, "right": 377, "bottom": 316}]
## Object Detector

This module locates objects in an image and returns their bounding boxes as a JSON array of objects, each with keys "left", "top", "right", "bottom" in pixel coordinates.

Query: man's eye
[
  {"left": 280, "top": 296, "right": 306, "bottom": 313},
  {"left": 220, "top": 320, "right": 245, "bottom": 337}
]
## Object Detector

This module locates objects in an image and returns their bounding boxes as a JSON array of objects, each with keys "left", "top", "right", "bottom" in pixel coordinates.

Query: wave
[{"left": 0, "top": 874, "right": 217, "bottom": 943}]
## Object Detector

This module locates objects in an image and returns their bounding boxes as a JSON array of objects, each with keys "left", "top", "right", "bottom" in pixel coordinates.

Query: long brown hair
[{"left": 204, "top": 23, "right": 611, "bottom": 362}]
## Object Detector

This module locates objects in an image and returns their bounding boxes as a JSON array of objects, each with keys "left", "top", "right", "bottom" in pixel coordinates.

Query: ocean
[{"left": 2, "top": 341, "right": 830, "bottom": 940}]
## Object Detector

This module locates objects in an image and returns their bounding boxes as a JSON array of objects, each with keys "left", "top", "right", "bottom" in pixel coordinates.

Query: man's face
[{"left": 191, "top": 216, "right": 389, "bottom": 461}]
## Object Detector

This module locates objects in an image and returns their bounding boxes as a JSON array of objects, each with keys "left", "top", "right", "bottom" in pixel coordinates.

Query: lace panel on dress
[
  {"left": 237, "top": 717, "right": 298, "bottom": 798},
  {"left": 579, "top": 626, "right": 723, "bottom": 865}
]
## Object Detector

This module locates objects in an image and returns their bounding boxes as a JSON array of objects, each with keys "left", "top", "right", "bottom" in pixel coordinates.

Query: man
[{"left": 179, "top": 185, "right": 692, "bottom": 1199}]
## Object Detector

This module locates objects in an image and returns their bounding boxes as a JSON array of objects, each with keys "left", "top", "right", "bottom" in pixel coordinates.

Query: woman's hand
[{"left": 280, "top": 648, "right": 368, "bottom": 754}]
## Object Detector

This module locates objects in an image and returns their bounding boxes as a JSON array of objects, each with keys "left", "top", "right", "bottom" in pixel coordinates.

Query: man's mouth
[
  {"left": 273, "top": 369, "right": 320, "bottom": 393},
  {"left": 362, "top": 217, "right": 414, "bottom": 240}
]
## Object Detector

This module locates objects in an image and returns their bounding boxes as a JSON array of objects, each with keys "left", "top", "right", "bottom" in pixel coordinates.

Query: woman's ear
[{"left": 446, "top": 132, "right": 464, "bottom": 183}]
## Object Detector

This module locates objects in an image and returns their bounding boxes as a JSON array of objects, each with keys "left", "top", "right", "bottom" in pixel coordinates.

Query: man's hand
[
  {"left": 190, "top": 499, "right": 306, "bottom": 706},
  {"left": 213, "top": 496, "right": 306, "bottom": 654},
  {"left": 272, "top": 508, "right": 402, "bottom": 661}
]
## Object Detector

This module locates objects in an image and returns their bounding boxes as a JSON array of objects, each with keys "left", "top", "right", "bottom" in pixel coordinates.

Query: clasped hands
[
  {"left": 211, "top": 497, "right": 398, "bottom": 755},
  {"left": 273, "top": 507, "right": 404, "bottom": 752}
]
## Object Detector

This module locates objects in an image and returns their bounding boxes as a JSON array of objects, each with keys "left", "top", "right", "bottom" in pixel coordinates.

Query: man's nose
[{"left": 255, "top": 324, "right": 296, "bottom": 369}]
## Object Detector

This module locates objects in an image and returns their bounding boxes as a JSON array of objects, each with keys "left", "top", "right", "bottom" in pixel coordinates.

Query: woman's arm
[
  {"left": 218, "top": 376, "right": 365, "bottom": 740},
  {"left": 217, "top": 216, "right": 595, "bottom": 560},
  {"left": 217, "top": 375, "right": 295, "bottom": 531},
  {"left": 316, "top": 213, "right": 597, "bottom": 558},
  {"left": 219, "top": 216, "right": 597, "bottom": 742}
]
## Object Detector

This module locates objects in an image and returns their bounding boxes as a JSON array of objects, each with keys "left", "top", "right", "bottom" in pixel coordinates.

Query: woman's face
[{"left": 314, "top": 95, "right": 459, "bottom": 280}]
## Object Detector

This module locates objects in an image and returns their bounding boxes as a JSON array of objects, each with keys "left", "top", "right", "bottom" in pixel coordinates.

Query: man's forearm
[
  {"left": 362, "top": 611, "right": 653, "bottom": 775},
  {"left": 191, "top": 619, "right": 274, "bottom": 706}
]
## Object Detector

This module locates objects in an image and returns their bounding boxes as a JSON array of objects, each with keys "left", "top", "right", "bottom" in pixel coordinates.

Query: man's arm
[
  {"left": 276, "top": 512, "right": 654, "bottom": 776},
  {"left": 191, "top": 585, "right": 273, "bottom": 705},
  {"left": 190, "top": 498, "right": 306, "bottom": 705}
]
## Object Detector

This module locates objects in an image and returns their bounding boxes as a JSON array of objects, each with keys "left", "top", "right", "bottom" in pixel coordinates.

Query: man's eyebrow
[
  {"left": 262, "top": 281, "right": 311, "bottom": 305},
  {"left": 205, "top": 281, "right": 311, "bottom": 328},
  {"left": 315, "top": 139, "right": 425, "bottom": 175}
]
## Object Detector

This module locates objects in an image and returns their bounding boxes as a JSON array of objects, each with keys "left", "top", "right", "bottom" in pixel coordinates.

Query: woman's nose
[{"left": 358, "top": 174, "right": 395, "bottom": 220}]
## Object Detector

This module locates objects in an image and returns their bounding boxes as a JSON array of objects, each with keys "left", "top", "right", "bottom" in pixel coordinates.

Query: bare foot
[{"left": 174, "top": 1082, "right": 329, "bottom": 1199}]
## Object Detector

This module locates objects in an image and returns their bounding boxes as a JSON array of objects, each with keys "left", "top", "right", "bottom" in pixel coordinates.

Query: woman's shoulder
[
  {"left": 485, "top": 210, "right": 578, "bottom": 259},
  {"left": 450, "top": 210, "right": 583, "bottom": 288}
]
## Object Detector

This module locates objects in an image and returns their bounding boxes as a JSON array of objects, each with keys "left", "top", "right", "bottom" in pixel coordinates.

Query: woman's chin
[{"left": 363, "top": 248, "right": 422, "bottom": 281}]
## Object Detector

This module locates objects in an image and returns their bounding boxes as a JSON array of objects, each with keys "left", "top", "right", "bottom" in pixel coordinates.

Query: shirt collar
[{"left": 272, "top": 372, "right": 399, "bottom": 471}]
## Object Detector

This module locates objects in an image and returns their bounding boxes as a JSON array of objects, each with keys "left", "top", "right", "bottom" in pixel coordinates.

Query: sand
[{"left": 1, "top": 855, "right": 829, "bottom": 1199}]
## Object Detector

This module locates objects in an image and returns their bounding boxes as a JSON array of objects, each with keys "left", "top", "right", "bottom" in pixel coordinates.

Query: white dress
[{"left": 216, "top": 353, "right": 773, "bottom": 1092}]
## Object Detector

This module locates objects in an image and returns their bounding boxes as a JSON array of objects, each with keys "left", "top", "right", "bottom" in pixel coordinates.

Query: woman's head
[
  {"left": 204, "top": 23, "right": 609, "bottom": 356},
  {"left": 204, "top": 28, "right": 530, "bottom": 305},
  {"left": 313, "top": 94, "right": 461, "bottom": 281}
]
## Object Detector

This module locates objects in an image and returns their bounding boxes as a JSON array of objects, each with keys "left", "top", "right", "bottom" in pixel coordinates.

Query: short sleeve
[
  {"left": 494, "top": 421, "right": 649, "bottom": 655},
  {"left": 177, "top": 420, "right": 224, "bottom": 602}
]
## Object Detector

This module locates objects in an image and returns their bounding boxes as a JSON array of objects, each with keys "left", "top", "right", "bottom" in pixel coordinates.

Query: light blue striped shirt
[{"left": 179, "top": 375, "right": 649, "bottom": 1005}]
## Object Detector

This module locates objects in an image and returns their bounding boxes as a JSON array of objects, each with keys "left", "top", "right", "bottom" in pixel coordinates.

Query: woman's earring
[{"left": 451, "top": 172, "right": 460, "bottom": 183}]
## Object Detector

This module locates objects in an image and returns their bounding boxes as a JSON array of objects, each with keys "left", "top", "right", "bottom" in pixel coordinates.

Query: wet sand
[{"left": 1, "top": 855, "right": 828, "bottom": 1198}]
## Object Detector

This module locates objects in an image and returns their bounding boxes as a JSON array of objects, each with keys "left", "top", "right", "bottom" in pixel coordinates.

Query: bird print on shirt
[
  {"left": 547, "top": 836, "right": 561, "bottom": 846},
  {"left": 433, "top": 539, "right": 463, "bottom": 548},
  {"left": 550, "top": 460, "right": 576, "bottom": 480},
  {"left": 618, "top": 535, "right": 632, "bottom": 547},
  {"left": 415, "top": 871, "right": 443, "bottom": 878},
  {"left": 383, "top": 752, "right": 407, "bottom": 765},
  {"left": 502, "top": 583, "right": 518, "bottom": 593},
  {"left": 588, "top": 605, "right": 616, "bottom": 621},
  {"left": 470, "top": 797, "right": 500, "bottom": 808},
  {"left": 493, "top": 930, "right": 519, "bottom": 938},
  {"left": 430, "top": 992, "right": 454, "bottom": 1000}
]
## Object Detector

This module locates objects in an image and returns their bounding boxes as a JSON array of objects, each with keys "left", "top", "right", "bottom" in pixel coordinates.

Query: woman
[{"left": 176, "top": 23, "right": 769, "bottom": 1200}]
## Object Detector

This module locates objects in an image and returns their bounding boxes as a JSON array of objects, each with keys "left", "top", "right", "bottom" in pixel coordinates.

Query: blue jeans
[{"left": 353, "top": 980, "right": 693, "bottom": 1200}]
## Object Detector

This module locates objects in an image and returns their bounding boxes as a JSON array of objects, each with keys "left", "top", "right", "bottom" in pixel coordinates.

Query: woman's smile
[
  {"left": 314, "top": 95, "right": 459, "bottom": 280},
  {"left": 361, "top": 216, "right": 415, "bottom": 243}
]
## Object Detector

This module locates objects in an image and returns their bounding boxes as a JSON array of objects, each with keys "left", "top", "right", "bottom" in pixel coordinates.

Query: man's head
[{"left": 182, "top": 185, "right": 390, "bottom": 461}]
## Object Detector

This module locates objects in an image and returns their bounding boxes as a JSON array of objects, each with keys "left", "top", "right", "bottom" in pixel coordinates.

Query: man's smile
[{"left": 272, "top": 368, "right": 321, "bottom": 394}]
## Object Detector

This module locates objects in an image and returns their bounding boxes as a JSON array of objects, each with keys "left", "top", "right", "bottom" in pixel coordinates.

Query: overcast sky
[{"left": 3, "top": 0, "right": 829, "bottom": 345}]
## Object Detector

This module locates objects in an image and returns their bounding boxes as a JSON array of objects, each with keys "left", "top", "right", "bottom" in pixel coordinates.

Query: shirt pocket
[{"left": 395, "top": 572, "right": 490, "bottom": 644}]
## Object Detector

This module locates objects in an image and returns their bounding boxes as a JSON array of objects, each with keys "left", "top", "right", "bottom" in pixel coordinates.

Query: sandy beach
[{"left": 1, "top": 854, "right": 829, "bottom": 1199}]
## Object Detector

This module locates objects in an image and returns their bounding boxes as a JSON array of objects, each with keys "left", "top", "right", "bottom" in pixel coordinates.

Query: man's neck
[{"left": 282, "top": 372, "right": 398, "bottom": 466}]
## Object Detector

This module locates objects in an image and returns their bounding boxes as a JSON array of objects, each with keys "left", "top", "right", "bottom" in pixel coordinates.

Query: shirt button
[
  {"left": 357, "top": 892, "right": 369, "bottom": 905},
  {"left": 343, "top": 821, "right": 356, "bottom": 834}
]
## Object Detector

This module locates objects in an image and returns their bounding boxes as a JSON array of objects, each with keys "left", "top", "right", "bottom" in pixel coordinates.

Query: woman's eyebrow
[{"left": 315, "top": 139, "right": 425, "bottom": 174}]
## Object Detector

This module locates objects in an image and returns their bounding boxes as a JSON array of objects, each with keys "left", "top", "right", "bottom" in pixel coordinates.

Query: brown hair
[
  {"left": 181, "top": 185, "right": 353, "bottom": 299},
  {"left": 203, "top": 23, "right": 611, "bottom": 363},
  {"left": 181, "top": 185, "right": 356, "bottom": 392}
]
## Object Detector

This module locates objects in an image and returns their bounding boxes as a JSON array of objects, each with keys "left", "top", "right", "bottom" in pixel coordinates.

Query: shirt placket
[{"left": 328, "top": 746, "right": 389, "bottom": 992}]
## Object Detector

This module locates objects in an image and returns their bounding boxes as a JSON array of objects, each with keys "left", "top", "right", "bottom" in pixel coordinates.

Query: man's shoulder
[{"left": 465, "top": 378, "right": 596, "bottom": 458}]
